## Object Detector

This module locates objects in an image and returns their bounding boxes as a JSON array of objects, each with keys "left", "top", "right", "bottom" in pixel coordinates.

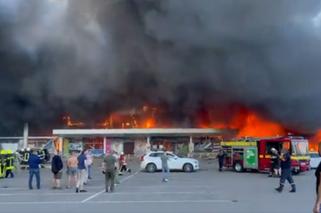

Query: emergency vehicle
[{"left": 220, "top": 136, "right": 310, "bottom": 174}]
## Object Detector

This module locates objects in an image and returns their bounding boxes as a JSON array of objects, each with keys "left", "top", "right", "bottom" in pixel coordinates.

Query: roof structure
[{"left": 52, "top": 128, "right": 224, "bottom": 137}]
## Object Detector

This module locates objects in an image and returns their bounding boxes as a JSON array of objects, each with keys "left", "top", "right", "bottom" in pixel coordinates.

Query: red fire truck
[{"left": 221, "top": 136, "right": 310, "bottom": 174}]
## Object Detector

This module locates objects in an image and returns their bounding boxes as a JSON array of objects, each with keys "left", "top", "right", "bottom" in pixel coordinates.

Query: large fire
[
  {"left": 62, "top": 104, "right": 321, "bottom": 151},
  {"left": 100, "top": 106, "right": 158, "bottom": 129},
  {"left": 197, "top": 106, "right": 286, "bottom": 138},
  {"left": 64, "top": 106, "right": 159, "bottom": 129}
]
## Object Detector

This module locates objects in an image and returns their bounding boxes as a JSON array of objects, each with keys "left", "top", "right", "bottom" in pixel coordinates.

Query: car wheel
[
  {"left": 233, "top": 162, "right": 243, "bottom": 172},
  {"left": 183, "top": 163, "right": 193, "bottom": 172},
  {"left": 146, "top": 163, "right": 157, "bottom": 173}
]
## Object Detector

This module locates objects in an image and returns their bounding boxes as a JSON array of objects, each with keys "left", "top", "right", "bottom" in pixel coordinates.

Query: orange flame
[
  {"left": 62, "top": 116, "right": 85, "bottom": 128},
  {"left": 197, "top": 107, "right": 286, "bottom": 138},
  {"left": 235, "top": 112, "right": 286, "bottom": 137},
  {"left": 98, "top": 105, "right": 158, "bottom": 129},
  {"left": 309, "top": 130, "right": 321, "bottom": 152}
]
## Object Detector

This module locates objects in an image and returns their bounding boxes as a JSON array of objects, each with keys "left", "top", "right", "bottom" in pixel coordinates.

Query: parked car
[
  {"left": 140, "top": 151, "right": 199, "bottom": 173},
  {"left": 310, "top": 152, "right": 321, "bottom": 169}
]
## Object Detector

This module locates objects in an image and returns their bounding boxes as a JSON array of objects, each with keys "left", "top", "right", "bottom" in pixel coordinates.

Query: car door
[
  {"left": 310, "top": 153, "right": 320, "bottom": 168},
  {"left": 154, "top": 153, "right": 163, "bottom": 170},
  {"left": 314, "top": 155, "right": 321, "bottom": 169},
  {"left": 148, "top": 153, "right": 162, "bottom": 170},
  {"left": 167, "top": 153, "right": 181, "bottom": 170}
]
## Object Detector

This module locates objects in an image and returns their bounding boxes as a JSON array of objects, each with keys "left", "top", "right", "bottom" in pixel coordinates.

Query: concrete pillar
[
  {"left": 146, "top": 136, "right": 151, "bottom": 152},
  {"left": 23, "top": 123, "right": 29, "bottom": 149},
  {"left": 54, "top": 137, "right": 63, "bottom": 153},
  {"left": 103, "top": 137, "right": 107, "bottom": 154},
  {"left": 188, "top": 136, "right": 194, "bottom": 155}
]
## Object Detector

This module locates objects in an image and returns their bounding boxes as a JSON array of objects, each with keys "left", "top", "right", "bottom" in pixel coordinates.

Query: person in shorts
[
  {"left": 51, "top": 152, "right": 63, "bottom": 189},
  {"left": 66, "top": 151, "right": 78, "bottom": 188}
]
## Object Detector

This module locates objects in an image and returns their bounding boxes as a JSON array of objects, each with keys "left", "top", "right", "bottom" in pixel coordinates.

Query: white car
[
  {"left": 140, "top": 151, "right": 199, "bottom": 173},
  {"left": 310, "top": 152, "right": 321, "bottom": 169}
]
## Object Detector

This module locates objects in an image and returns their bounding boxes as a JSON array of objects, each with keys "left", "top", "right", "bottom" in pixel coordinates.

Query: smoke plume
[{"left": 1, "top": 0, "right": 321, "bottom": 135}]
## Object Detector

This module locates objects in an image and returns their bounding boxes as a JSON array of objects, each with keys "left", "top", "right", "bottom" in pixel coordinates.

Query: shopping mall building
[{"left": 52, "top": 128, "right": 225, "bottom": 157}]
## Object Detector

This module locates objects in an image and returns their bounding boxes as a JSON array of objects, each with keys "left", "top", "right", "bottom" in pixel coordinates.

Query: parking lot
[{"left": 0, "top": 160, "right": 316, "bottom": 213}]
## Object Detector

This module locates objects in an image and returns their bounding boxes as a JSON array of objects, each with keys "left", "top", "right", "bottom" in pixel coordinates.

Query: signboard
[
  {"left": 244, "top": 147, "right": 258, "bottom": 169},
  {"left": 221, "top": 141, "right": 257, "bottom": 147},
  {"left": 90, "top": 149, "right": 104, "bottom": 157},
  {"left": 69, "top": 142, "right": 83, "bottom": 152}
]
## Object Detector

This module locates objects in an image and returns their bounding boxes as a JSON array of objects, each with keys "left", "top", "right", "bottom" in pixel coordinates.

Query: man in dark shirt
[
  {"left": 217, "top": 149, "right": 225, "bottom": 172},
  {"left": 51, "top": 152, "right": 63, "bottom": 189},
  {"left": 103, "top": 152, "right": 116, "bottom": 192},
  {"left": 275, "top": 148, "right": 296, "bottom": 193},
  {"left": 76, "top": 150, "right": 87, "bottom": 193},
  {"left": 28, "top": 149, "right": 42, "bottom": 190},
  {"left": 313, "top": 159, "right": 321, "bottom": 213}
]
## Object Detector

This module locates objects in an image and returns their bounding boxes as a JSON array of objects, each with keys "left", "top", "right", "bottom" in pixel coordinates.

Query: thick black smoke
[{"left": 1, "top": 0, "right": 321, "bottom": 135}]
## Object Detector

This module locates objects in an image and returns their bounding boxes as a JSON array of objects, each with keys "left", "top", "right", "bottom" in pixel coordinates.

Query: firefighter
[
  {"left": 275, "top": 148, "right": 296, "bottom": 193},
  {"left": 217, "top": 149, "right": 226, "bottom": 172},
  {"left": 23, "top": 148, "right": 31, "bottom": 165},
  {"left": 0, "top": 150, "right": 6, "bottom": 178},
  {"left": 5, "top": 150, "right": 15, "bottom": 178},
  {"left": 269, "top": 148, "right": 280, "bottom": 177},
  {"left": 37, "top": 149, "right": 45, "bottom": 164}
]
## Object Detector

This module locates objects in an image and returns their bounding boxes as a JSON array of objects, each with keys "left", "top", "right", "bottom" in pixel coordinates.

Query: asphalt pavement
[{"left": 0, "top": 159, "right": 316, "bottom": 213}]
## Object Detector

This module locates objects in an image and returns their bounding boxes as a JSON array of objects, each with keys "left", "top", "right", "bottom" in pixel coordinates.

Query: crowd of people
[
  {"left": 6, "top": 146, "right": 321, "bottom": 212},
  {"left": 27, "top": 149, "right": 131, "bottom": 193}
]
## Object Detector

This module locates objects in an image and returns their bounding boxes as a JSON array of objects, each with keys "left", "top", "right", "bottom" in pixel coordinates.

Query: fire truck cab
[{"left": 221, "top": 136, "right": 310, "bottom": 174}]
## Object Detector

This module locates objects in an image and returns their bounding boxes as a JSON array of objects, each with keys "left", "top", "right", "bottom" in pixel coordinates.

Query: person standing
[
  {"left": 269, "top": 148, "right": 280, "bottom": 177},
  {"left": 103, "top": 152, "right": 116, "bottom": 193},
  {"left": 275, "top": 148, "right": 296, "bottom": 193},
  {"left": 113, "top": 151, "right": 120, "bottom": 184},
  {"left": 119, "top": 152, "right": 130, "bottom": 174},
  {"left": 161, "top": 151, "right": 169, "bottom": 182},
  {"left": 51, "top": 152, "right": 63, "bottom": 189},
  {"left": 28, "top": 149, "right": 42, "bottom": 190},
  {"left": 217, "top": 149, "right": 225, "bottom": 172},
  {"left": 85, "top": 150, "right": 93, "bottom": 180},
  {"left": 0, "top": 150, "right": 6, "bottom": 178},
  {"left": 313, "top": 160, "right": 321, "bottom": 213},
  {"left": 5, "top": 150, "right": 15, "bottom": 178},
  {"left": 76, "top": 150, "right": 87, "bottom": 193},
  {"left": 66, "top": 151, "right": 78, "bottom": 189}
]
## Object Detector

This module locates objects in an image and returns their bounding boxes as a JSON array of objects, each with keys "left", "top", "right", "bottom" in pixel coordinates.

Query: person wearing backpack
[{"left": 51, "top": 152, "right": 63, "bottom": 189}]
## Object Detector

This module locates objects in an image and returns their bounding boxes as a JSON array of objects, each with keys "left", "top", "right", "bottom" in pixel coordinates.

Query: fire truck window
[
  {"left": 266, "top": 142, "right": 281, "bottom": 154},
  {"left": 232, "top": 148, "right": 244, "bottom": 160},
  {"left": 282, "top": 142, "right": 291, "bottom": 153}
]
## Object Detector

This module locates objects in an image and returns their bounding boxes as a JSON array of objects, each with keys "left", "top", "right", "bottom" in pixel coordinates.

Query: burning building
[
  {"left": 1, "top": 1, "right": 321, "bottom": 150},
  {"left": 52, "top": 128, "right": 225, "bottom": 157}
]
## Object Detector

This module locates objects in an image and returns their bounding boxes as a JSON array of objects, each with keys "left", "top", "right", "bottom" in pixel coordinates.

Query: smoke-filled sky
[{"left": 1, "top": 0, "right": 321, "bottom": 135}]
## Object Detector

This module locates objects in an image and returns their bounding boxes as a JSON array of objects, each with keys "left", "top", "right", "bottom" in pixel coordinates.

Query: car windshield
[{"left": 291, "top": 139, "right": 309, "bottom": 155}]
